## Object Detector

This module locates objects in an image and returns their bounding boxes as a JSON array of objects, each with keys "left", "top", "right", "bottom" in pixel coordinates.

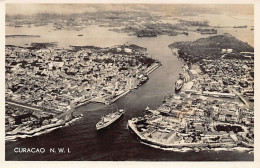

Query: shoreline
[
  {"left": 140, "top": 140, "right": 254, "bottom": 153},
  {"left": 5, "top": 35, "right": 40, "bottom": 38},
  {"left": 109, "top": 90, "right": 131, "bottom": 104},
  {"left": 5, "top": 41, "right": 162, "bottom": 141},
  {"left": 145, "top": 62, "right": 161, "bottom": 75},
  {"left": 5, "top": 116, "right": 82, "bottom": 141},
  {"left": 127, "top": 35, "right": 254, "bottom": 153},
  {"left": 75, "top": 62, "right": 161, "bottom": 107},
  {"left": 127, "top": 120, "right": 253, "bottom": 153},
  {"left": 5, "top": 101, "right": 84, "bottom": 141},
  {"left": 5, "top": 60, "right": 161, "bottom": 142}
]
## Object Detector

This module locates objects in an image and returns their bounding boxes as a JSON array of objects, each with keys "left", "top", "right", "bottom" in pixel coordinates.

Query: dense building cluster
[
  {"left": 130, "top": 88, "right": 253, "bottom": 148},
  {"left": 129, "top": 50, "right": 254, "bottom": 150},
  {"left": 5, "top": 44, "right": 156, "bottom": 112},
  {"left": 5, "top": 105, "right": 56, "bottom": 134},
  {"left": 5, "top": 44, "right": 160, "bottom": 138},
  {"left": 199, "top": 59, "right": 254, "bottom": 101}
]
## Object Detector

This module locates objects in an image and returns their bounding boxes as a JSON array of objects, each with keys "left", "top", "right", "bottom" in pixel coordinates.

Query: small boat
[
  {"left": 139, "top": 75, "right": 149, "bottom": 85},
  {"left": 175, "top": 79, "right": 184, "bottom": 92},
  {"left": 183, "top": 31, "right": 188, "bottom": 35},
  {"left": 145, "top": 106, "right": 150, "bottom": 111},
  {"left": 96, "top": 109, "right": 124, "bottom": 130}
]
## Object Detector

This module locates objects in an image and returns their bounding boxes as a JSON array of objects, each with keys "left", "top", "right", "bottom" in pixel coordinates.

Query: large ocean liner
[{"left": 96, "top": 109, "right": 125, "bottom": 130}]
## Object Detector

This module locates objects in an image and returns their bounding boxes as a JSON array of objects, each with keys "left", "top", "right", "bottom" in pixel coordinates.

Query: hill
[{"left": 168, "top": 35, "right": 254, "bottom": 63}]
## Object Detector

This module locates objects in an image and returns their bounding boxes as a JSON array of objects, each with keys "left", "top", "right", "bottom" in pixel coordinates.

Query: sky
[{"left": 6, "top": 4, "right": 254, "bottom": 16}]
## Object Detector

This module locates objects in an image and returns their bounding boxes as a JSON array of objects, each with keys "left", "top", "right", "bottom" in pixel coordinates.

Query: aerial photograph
[{"left": 5, "top": 4, "right": 254, "bottom": 161}]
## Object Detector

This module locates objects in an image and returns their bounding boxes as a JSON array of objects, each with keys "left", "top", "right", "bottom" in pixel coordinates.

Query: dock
[
  {"left": 109, "top": 90, "right": 131, "bottom": 104},
  {"left": 145, "top": 62, "right": 161, "bottom": 75}
]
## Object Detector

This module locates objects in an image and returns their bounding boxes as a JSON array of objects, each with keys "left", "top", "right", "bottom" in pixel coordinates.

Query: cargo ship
[
  {"left": 175, "top": 79, "right": 184, "bottom": 92},
  {"left": 96, "top": 109, "right": 124, "bottom": 130}
]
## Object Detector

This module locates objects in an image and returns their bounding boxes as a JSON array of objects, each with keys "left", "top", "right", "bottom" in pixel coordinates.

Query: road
[
  {"left": 6, "top": 101, "right": 42, "bottom": 111},
  {"left": 228, "top": 87, "right": 249, "bottom": 107}
]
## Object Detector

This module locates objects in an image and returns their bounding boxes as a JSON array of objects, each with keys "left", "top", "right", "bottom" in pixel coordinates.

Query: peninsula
[
  {"left": 5, "top": 43, "right": 161, "bottom": 140},
  {"left": 128, "top": 35, "right": 254, "bottom": 151}
]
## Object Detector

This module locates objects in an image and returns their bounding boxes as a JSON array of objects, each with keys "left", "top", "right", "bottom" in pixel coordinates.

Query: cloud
[
  {"left": 6, "top": 4, "right": 98, "bottom": 15},
  {"left": 6, "top": 4, "right": 253, "bottom": 16}
]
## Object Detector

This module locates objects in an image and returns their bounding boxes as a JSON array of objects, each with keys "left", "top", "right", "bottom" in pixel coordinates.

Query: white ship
[{"left": 96, "top": 109, "right": 124, "bottom": 130}]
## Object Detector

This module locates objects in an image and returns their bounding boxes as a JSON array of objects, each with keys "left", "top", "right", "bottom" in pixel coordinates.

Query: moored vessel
[{"left": 175, "top": 79, "right": 184, "bottom": 92}]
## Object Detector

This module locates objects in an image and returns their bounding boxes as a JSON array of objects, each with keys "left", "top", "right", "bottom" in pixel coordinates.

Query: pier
[{"left": 144, "top": 62, "right": 161, "bottom": 75}]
